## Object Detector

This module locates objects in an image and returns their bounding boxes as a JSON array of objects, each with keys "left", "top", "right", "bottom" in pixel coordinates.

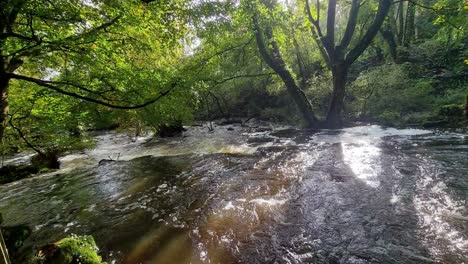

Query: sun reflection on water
[{"left": 341, "top": 140, "right": 382, "bottom": 188}]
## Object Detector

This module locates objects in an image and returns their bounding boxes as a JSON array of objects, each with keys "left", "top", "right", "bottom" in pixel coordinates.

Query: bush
[
  {"left": 378, "top": 111, "right": 400, "bottom": 125},
  {"left": 438, "top": 104, "right": 464, "bottom": 117},
  {"left": 348, "top": 63, "right": 447, "bottom": 126}
]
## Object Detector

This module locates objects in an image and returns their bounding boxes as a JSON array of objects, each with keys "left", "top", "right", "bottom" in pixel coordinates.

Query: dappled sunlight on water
[{"left": 342, "top": 141, "right": 382, "bottom": 188}]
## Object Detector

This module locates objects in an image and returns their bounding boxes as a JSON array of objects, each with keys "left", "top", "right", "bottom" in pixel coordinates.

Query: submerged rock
[
  {"left": 39, "top": 235, "right": 105, "bottom": 264},
  {"left": 98, "top": 159, "right": 116, "bottom": 166},
  {"left": 217, "top": 118, "right": 243, "bottom": 125}
]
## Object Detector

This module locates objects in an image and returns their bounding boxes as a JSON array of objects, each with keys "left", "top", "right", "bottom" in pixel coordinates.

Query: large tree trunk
[
  {"left": 253, "top": 21, "right": 318, "bottom": 128},
  {"left": 275, "top": 64, "right": 319, "bottom": 127},
  {"left": 397, "top": 1, "right": 405, "bottom": 45},
  {"left": 305, "top": 0, "right": 391, "bottom": 129},
  {"left": 381, "top": 28, "right": 398, "bottom": 61},
  {"left": 326, "top": 64, "right": 348, "bottom": 128}
]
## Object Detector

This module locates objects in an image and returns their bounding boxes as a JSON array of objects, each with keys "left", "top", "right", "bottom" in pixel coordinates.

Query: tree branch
[
  {"left": 345, "top": 0, "right": 392, "bottom": 65},
  {"left": 8, "top": 114, "right": 44, "bottom": 156},
  {"left": 305, "top": 0, "right": 331, "bottom": 69},
  {"left": 392, "top": 0, "right": 462, "bottom": 30},
  {"left": 325, "top": 0, "right": 336, "bottom": 49},
  {"left": 206, "top": 72, "right": 275, "bottom": 88},
  {"left": 337, "top": 0, "right": 360, "bottom": 52},
  {"left": 0, "top": 32, "right": 37, "bottom": 41},
  {"left": 392, "top": 0, "right": 457, "bottom": 11},
  {"left": 8, "top": 73, "right": 179, "bottom": 110}
]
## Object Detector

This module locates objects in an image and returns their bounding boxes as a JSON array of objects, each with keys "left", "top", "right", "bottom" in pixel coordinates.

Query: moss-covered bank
[{"left": 1, "top": 214, "right": 105, "bottom": 264}]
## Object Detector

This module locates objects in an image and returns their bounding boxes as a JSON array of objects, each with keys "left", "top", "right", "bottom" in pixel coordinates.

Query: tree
[
  {"left": 0, "top": 0, "right": 189, "bottom": 142},
  {"left": 304, "top": 0, "right": 392, "bottom": 127},
  {"left": 248, "top": 1, "right": 319, "bottom": 127},
  {"left": 380, "top": 1, "right": 419, "bottom": 61},
  {"left": 242, "top": 0, "right": 391, "bottom": 128}
]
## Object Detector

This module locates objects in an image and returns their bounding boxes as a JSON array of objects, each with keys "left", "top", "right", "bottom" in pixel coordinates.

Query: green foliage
[
  {"left": 349, "top": 51, "right": 467, "bottom": 127},
  {"left": 349, "top": 63, "right": 435, "bottom": 123},
  {"left": 304, "top": 72, "right": 333, "bottom": 117},
  {"left": 439, "top": 104, "right": 464, "bottom": 116},
  {"left": 1, "top": 0, "right": 467, "bottom": 159},
  {"left": 378, "top": 111, "right": 401, "bottom": 125},
  {"left": 1, "top": 0, "right": 199, "bottom": 154}
]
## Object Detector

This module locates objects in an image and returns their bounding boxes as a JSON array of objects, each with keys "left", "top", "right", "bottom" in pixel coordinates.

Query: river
[{"left": 0, "top": 124, "right": 467, "bottom": 263}]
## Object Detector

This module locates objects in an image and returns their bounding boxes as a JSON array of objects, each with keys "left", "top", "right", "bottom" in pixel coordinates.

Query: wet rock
[
  {"left": 11, "top": 246, "right": 38, "bottom": 264},
  {"left": 217, "top": 119, "right": 243, "bottom": 125},
  {"left": 270, "top": 128, "right": 299, "bottom": 138},
  {"left": 247, "top": 136, "right": 275, "bottom": 144},
  {"left": 157, "top": 124, "right": 186, "bottom": 137},
  {"left": 255, "top": 145, "right": 299, "bottom": 155},
  {"left": 98, "top": 159, "right": 116, "bottom": 166},
  {"left": 39, "top": 235, "right": 104, "bottom": 264},
  {"left": 1, "top": 223, "right": 32, "bottom": 257},
  {"left": 250, "top": 127, "right": 271, "bottom": 133},
  {"left": 0, "top": 165, "right": 39, "bottom": 184},
  {"left": 270, "top": 128, "right": 319, "bottom": 143},
  {"left": 31, "top": 150, "right": 60, "bottom": 170}
]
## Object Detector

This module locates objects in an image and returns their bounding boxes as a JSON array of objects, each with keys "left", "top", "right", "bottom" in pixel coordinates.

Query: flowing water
[{"left": 0, "top": 124, "right": 467, "bottom": 263}]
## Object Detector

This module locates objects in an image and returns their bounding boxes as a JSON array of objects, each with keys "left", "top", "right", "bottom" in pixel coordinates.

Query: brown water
[{"left": 0, "top": 124, "right": 467, "bottom": 263}]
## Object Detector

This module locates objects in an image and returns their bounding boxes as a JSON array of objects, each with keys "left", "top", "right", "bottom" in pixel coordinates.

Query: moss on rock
[{"left": 40, "top": 235, "right": 105, "bottom": 264}]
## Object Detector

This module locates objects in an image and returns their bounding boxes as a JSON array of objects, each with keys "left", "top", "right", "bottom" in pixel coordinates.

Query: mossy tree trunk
[
  {"left": 381, "top": 30, "right": 398, "bottom": 60},
  {"left": 253, "top": 16, "right": 319, "bottom": 128},
  {"left": 326, "top": 64, "right": 348, "bottom": 128}
]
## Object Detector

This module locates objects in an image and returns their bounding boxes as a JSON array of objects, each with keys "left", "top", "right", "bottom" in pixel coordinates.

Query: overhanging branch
[
  {"left": 8, "top": 114, "right": 44, "bottom": 156},
  {"left": 205, "top": 72, "right": 275, "bottom": 88},
  {"left": 8, "top": 73, "right": 179, "bottom": 110}
]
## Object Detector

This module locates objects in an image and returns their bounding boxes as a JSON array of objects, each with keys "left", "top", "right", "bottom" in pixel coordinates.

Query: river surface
[{"left": 0, "top": 124, "right": 467, "bottom": 264}]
